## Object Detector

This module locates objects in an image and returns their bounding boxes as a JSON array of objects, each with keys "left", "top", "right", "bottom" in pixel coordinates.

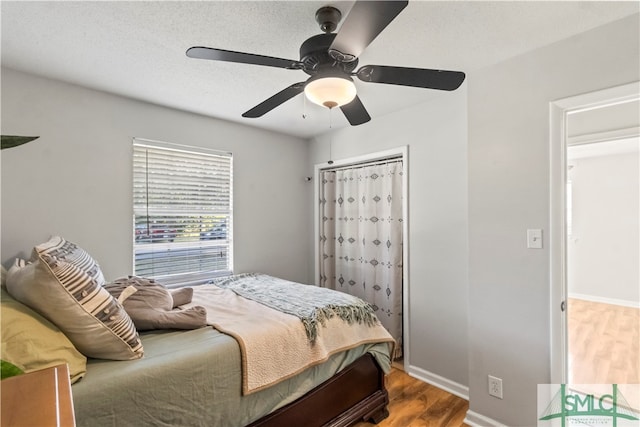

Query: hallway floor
[{"left": 568, "top": 298, "right": 640, "bottom": 411}]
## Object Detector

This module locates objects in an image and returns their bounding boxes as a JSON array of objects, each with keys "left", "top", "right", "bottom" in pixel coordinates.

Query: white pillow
[{"left": 6, "top": 237, "right": 143, "bottom": 360}]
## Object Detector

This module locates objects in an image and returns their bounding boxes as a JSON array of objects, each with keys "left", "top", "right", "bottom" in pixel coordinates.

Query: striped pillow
[
  {"left": 35, "top": 236, "right": 106, "bottom": 286},
  {"left": 6, "top": 238, "right": 143, "bottom": 360}
]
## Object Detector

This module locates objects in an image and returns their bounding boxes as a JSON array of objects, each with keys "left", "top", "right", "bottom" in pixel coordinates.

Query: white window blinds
[{"left": 133, "top": 138, "right": 233, "bottom": 286}]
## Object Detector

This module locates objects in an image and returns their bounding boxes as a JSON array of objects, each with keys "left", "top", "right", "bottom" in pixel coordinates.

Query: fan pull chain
[
  {"left": 302, "top": 94, "right": 307, "bottom": 119},
  {"left": 328, "top": 139, "right": 333, "bottom": 165},
  {"left": 328, "top": 107, "right": 334, "bottom": 164},
  {"left": 329, "top": 106, "right": 333, "bottom": 129}
]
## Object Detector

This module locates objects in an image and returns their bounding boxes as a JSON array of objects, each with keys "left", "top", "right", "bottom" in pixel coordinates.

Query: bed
[
  {"left": 72, "top": 274, "right": 395, "bottom": 426},
  {"left": 3, "top": 237, "right": 395, "bottom": 427}
]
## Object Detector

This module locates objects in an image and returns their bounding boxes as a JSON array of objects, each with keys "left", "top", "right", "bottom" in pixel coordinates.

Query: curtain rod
[{"left": 321, "top": 156, "right": 402, "bottom": 173}]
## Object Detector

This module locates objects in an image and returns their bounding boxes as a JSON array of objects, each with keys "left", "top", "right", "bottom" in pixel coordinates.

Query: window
[{"left": 133, "top": 138, "right": 232, "bottom": 287}]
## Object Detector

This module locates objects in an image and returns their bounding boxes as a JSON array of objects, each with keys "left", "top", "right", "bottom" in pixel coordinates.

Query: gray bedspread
[{"left": 72, "top": 326, "right": 392, "bottom": 427}]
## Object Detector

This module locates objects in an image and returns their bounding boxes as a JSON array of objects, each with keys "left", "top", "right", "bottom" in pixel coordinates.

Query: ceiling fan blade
[
  {"left": 242, "top": 82, "right": 305, "bottom": 118},
  {"left": 356, "top": 65, "right": 466, "bottom": 91},
  {"left": 329, "top": 1, "right": 408, "bottom": 62},
  {"left": 186, "top": 46, "right": 302, "bottom": 70},
  {"left": 340, "top": 95, "right": 371, "bottom": 126}
]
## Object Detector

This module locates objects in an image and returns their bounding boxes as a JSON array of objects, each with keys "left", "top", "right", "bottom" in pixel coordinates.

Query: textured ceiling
[{"left": 2, "top": 1, "right": 638, "bottom": 139}]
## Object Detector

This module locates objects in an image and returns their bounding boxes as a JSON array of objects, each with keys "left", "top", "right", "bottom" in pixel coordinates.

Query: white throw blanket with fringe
[{"left": 185, "top": 278, "right": 395, "bottom": 395}]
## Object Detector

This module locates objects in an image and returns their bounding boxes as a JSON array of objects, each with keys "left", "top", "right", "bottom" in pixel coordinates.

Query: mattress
[{"left": 72, "top": 326, "right": 392, "bottom": 427}]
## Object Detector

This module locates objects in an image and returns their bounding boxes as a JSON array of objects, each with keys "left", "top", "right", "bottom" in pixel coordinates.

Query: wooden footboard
[{"left": 248, "top": 353, "right": 389, "bottom": 427}]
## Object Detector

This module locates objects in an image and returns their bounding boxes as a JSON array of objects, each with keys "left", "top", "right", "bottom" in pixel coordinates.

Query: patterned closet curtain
[{"left": 319, "top": 160, "right": 403, "bottom": 358}]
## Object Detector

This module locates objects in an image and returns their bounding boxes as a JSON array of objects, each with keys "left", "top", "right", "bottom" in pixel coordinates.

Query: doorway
[
  {"left": 550, "top": 83, "right": 639, "bottom": 406},
  {"left": 566, "top": 136, "right": 639, "bottom": 387}
]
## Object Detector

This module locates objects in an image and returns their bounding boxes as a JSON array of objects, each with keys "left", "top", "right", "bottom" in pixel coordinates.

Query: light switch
[{"left": 527, "top": 229, "right": 543, "bottom": 249}]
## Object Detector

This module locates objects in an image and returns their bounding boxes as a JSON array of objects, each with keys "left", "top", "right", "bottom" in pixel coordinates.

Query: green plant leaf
[
  {"left": 1, "top": 135, "right": 40, "bottom": 150},
  {"left": 1, "top": 360, "right": 24, "bottom": 379}
]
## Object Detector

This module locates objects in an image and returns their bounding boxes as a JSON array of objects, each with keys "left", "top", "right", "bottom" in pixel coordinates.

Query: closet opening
[{"left": 314, "top": 147, "right": 409, "bottom": 365}]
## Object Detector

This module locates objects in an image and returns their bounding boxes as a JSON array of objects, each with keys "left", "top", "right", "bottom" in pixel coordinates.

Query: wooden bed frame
[{"left": 248, "top": 353, "right": 390, "bottom": 427}]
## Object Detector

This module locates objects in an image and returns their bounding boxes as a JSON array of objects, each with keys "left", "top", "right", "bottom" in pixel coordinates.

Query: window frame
[{"left": 132, "top": 138, "right": 233, "bottom": 287}]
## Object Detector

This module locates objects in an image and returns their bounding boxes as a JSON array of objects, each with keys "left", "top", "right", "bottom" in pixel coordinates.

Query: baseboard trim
[
  {"left": 464, "top": 410, "right": 507, "bottom": 427},
  {"left": 569, "top": 292, "right": 639, "bottom": 309},
  {"left": 406, "top": 365, "right": 469, "bottom": 400}
]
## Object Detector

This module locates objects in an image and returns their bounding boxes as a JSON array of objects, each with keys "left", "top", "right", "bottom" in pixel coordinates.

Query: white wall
[
  {"left": 308, "top": 87, "right": 469, "bottom": 391},
  {"left": 1, "top": 68, "right": 311, "bottom": 284},
  {"left": 467, "top": 13, "right": 639, "bottom": 426},
  {"left": 568, "top": 148, "right": 639, "bottom": 306}
]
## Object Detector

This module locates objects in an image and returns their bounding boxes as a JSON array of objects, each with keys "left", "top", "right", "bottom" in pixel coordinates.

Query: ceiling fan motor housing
[
  {"left": 299, "top": 33, "right": 358, "bottom": 76},
  {"left": 315, "top": 6, "right": 342, "bottom": 33}
]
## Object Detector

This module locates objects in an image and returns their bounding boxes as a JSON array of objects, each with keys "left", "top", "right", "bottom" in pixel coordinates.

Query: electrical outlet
[{"left": 488, "top": 375, "right": 503, "bottom": 399}]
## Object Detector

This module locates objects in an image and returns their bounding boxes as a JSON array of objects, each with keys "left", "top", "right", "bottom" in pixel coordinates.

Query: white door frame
[
  {"left": 549, "top": 81, "right": 639, "bottom": 384},
  {"left": 314, "top": 146, "right": 410, "bottom": 366}
]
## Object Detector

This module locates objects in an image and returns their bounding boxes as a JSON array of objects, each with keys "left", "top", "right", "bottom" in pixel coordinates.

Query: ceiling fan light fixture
[{"left": 304, "top": 76, "right": 357, "bottom": 109}]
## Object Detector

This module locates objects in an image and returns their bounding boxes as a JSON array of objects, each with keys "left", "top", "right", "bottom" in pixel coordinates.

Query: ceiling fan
[{"left": 186, "top": 1, "right": 465, "bottom": 126}]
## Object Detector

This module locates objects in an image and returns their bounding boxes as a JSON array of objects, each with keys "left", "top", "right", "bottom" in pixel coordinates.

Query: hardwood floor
[
  {"left": 568, "top": 298, "right": 640, "bottom": 411},
  {"left": 353, "top": 368, "right": 469, "bottom": 427},
  {"left": 568, "top": 298, "right": 639, "bottom": 385}
]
